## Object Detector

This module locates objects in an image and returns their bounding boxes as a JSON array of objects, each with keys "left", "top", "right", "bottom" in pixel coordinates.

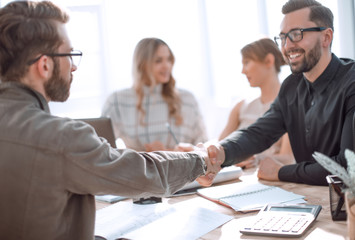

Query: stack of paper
[{"left": 95, "top": 201, "right": 233, "bottom": 240}]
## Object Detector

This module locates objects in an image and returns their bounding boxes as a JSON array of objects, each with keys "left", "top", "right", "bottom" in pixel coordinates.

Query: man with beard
[
  {"left": 0, "top": 1, "right": 219, "bottom": 240},
  {"left": 203, "top": 0, "right": 355, "bottom": 186}
]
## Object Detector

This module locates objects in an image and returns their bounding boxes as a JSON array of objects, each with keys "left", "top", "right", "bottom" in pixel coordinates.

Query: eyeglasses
[
  {"left": 27, "top": 50, "right": 83, "bottom": 66},
  {"left": 274, "top": 27, "right": 327, "bottom": 47}
]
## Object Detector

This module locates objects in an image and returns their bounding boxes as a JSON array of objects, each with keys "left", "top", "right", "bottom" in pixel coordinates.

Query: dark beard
[
  {"left": 289, "top": 39, "right": 322, "bottom": 74},
  {"left": 44, "top": 59, "right": 71, "bottom": 102}
]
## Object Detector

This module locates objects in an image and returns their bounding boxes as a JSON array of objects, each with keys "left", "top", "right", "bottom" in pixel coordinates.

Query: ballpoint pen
[{"left": 165, "top": 122, "right": 179, "bottom": 144}]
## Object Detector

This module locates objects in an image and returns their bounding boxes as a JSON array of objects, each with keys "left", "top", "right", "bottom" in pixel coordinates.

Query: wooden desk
[{"left": 96, "top": 168, "right": 348, "bottom": 240}]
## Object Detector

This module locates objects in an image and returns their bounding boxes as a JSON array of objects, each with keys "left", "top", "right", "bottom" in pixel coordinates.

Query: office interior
[{"left": 1, "top": 0, "right": 354, "bottom": 140}]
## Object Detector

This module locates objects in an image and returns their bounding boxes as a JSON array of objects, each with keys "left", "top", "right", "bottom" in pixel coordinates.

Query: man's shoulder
[
  {"left": 4, "top": 108, "right": 83, "bottom": 153},
  {"left": 337, "top": 58, "right": 355, "bottom": 84},
  {"left": 39, "top": 116, "right": 99, "bottom": 152},
  {"left": 339, "top": 58, "right": 355, "bottom": 76},
  {"left": 339, "top": 57, "right": 355, "bottom": 65}
]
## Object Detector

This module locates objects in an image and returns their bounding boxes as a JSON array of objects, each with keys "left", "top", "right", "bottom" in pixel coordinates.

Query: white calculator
[{"left": 240, "top": 204, "right": 322, "bottom": 237}]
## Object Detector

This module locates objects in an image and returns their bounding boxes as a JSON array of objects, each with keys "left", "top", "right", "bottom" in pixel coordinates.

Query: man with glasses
[
  {"left": 203, "top": 0, "right": 355, "bottom": 186},
  {"left": 0, "top": 1, "right": 218, "bottom": 239}
]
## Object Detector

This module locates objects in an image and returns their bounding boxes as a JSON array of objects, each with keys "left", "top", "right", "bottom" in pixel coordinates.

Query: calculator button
[
  {"left": 240, "top": 204, "right": 321, "bottom": 237},
  {"left": 272, "top": 218, "right": 289, "bottom": 231},
  {"left": 291, "top": 220, "right": 309, "bottom": 232},
  {"left": 281, "top": 224, "right": 294, "bottom": 232},
  {"left": 263, "top": 218, "right": 280, "bottom": 231},
  {"left": 252, "top": 217, "right": 269, "bottom": 230},
  {"left": 281, "top": 218, "right": 299, "bottom": 232},
  {"left": 252, "top": 224, "right": 264, "bottom": 230}
]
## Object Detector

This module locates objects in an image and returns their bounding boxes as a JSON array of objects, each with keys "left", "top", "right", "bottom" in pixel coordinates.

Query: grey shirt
[{"left": 0, "top": 82, "right": 206, "bottom": 240}]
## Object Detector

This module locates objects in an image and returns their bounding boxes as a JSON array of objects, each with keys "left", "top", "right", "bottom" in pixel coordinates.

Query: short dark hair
[
  {"left": 0, "top": 1, "right": 69, "bottom": 82},
  {"left": 241, "top": 38, "right": 286, "bottom": 73},
  {"left": 282, "top": 0, "right": 334, "bottom": 31}
]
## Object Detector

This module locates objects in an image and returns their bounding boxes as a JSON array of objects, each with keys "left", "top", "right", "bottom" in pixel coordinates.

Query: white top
[
  {"left": 102, "top": 84, "right": 207, "bottom": 151},
  {"left": 238, "top": 98, "right": 272, "bottom": 130},
  {"left": 238, "top": 98, "right": 281, "bottom": 155}
]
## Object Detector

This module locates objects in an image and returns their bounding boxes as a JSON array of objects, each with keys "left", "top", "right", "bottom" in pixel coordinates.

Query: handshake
[{"left": 176, "top": 143, "right": 226, "bottom": 187}]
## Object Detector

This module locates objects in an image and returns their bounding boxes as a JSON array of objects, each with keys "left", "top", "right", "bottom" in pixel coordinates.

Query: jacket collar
[
  {"left": 0, "top": 81, "right": 50, "bottom": 113},
  {"left": 303, "top": 53, "right": 340, "bottom": 94}
]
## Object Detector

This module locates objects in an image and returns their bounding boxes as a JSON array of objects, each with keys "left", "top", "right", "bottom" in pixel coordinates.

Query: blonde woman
[
  {"left": 219, "top": 38, "right": 294, "bottom": 168},
  {"left": 102, "top": 38, "right": 207, "bottom": 151}
]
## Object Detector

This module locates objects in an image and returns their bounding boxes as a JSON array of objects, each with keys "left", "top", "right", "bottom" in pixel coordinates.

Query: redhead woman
[{"left": 219, "top": 38, "right": 294, "bottom": 168}]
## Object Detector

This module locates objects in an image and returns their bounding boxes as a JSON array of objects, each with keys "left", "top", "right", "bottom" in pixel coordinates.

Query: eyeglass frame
[
  {"left": 27, "top": 50, "right": 83, "bottom": 66},
  {"left": 274, "top": 27, "right": 327, "bottom": 46}
]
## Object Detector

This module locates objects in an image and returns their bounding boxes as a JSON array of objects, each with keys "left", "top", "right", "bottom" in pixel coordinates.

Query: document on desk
[
  {"left": 173, "top": 165, "right": 243, "bottom": 196},
  {"left": 197, "top": 181, "right": 306, "bottom": 212},
  {"left": 95, "top": 201, "right": 233, "bottom": 240}
]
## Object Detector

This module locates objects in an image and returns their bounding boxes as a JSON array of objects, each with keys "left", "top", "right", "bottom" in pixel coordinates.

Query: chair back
[{"left": 77, "top": 117, "right": 117, "bottom": 148}]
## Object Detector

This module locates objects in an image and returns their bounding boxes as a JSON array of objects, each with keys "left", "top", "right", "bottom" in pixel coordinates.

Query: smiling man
[
  {"left": 205, "top": 0, "right": 355, "bottom": 186},
  {"left": 0, "top": 1, "right": 220, "bottom": 240}
]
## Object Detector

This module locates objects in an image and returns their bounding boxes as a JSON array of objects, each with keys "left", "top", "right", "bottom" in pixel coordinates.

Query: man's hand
[
  {"left": 195, "top": 143, "right": 225, "bottom": 187},
  {"left": 257, "top": 156, "right": 283, "bottom": 181},
  {"left": 235, "top": 156, "right": 258, "bottom": 169}
]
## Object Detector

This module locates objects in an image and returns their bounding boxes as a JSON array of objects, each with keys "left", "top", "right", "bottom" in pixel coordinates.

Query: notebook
[
  {"left": 77, "top": 117, "right": 117, "bottom": 148},
  {"left": 197, "top": 181, "right": 305, "bottom": 212}
]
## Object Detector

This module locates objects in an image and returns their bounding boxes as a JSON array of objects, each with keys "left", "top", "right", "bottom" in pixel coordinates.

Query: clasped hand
[{"left": 183, "top": 143, "right": 225, "bottom": 187}]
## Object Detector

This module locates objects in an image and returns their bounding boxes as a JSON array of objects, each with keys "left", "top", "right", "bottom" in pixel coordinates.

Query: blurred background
[{"left": 1, "top": 0, "right": 354, "bottom": 139}]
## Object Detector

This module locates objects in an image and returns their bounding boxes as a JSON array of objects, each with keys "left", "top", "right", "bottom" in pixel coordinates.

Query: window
[
  {"left": 1, "top": 0, "right": 353, "bottom": 138},
  {"left": 49, "top": 0, "right": 354, "bottom": 138},
  {"left": 49, "top": 1, "right": 108, "bottom": 118}
]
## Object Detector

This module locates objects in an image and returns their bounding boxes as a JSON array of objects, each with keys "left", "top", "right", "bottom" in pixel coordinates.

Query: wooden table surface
[{"left": 96, "top": 168, "right": 349, "bottom": 240}]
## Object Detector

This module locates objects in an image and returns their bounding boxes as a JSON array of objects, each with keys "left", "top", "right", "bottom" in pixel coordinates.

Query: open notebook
[{"left": 197, "top": 181, "right": 306, "bottom": 212}]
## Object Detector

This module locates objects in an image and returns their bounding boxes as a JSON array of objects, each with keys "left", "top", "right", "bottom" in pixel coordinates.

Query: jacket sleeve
[
  {"left": 61, "top": 120, "right": 206, "bottom": 198},
  {"left": 279, "top": 103, "right": 355, "bottom": 186},
  {"left": 220, "top": 97, "right": 286, "bottom": 167}
]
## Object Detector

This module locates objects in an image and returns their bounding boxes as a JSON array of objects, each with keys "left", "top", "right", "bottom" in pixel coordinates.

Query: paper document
[
  {"left": 95, "top": 201, "right": 233, "bottom": 240},
  {"left": 173, "top": 165, "right": 243, "bottom": 195},
  {"left": 197, "top": 181, "right": 306, "bottom": 212}
]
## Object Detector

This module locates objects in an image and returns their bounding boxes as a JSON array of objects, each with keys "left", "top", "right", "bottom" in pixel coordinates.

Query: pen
[{"left": 165, "top": 122, "right": 179, "bottom": 144}]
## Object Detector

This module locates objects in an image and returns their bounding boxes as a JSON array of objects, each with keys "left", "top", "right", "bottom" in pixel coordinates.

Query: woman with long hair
[{"left": 102, "top": 38, "right": 207, "bottom": 151}]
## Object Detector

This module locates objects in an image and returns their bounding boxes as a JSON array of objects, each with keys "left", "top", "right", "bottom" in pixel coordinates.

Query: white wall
[
  {"left": 51, "top": 0, "right": 355, "bottom": 139},
  {"left": 1, "top": 0, "right": 354, "bottom": 139},
  {"left": 337, "top": 0, "right": 355, "bottom": 59}
]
